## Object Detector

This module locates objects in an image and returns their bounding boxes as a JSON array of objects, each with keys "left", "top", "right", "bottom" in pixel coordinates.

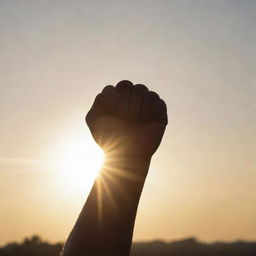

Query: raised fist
[{"left": 86, "top": 80, "right": 168, "bottom": 159}]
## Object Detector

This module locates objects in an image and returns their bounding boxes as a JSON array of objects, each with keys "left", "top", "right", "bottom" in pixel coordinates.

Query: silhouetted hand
[
  {"left": 63, "top": 80, "right": 168, "bottom": 256},
  {"left": 86, "top": 80, "right": 168, "bottom": 159}
]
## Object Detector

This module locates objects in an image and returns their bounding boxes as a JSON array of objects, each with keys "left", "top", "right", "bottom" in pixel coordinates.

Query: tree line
[{"left": 1, "top": 235, "right": 256, "bottom": 256}]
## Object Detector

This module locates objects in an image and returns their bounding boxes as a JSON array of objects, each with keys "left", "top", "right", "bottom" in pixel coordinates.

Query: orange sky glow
[{"left": 0, "top": 0, "right": 255, "bottom": 245}]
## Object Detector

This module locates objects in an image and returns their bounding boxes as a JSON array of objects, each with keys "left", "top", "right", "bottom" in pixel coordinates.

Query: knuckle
[
  {"left": 159, "top": 99, "right": 168, "bottom": 125},
  {"left": 102, "top": 85, "right": 114, "bottom": 93},
  {"left": 134, "top": 84, "right": 149, "bottom": 94},
  {"left": 85, "top": 111, "right": 92, "bottom": 125},
  {"left": 94, "top": 93, "right": 107, "bottom": 107},
  {"left": 94, "top": 93, "right": 103, "bottom": 102},
  {"left": 160, "top": 99, "right": 167, "bottom": 110},
  {"left": 148, "top": 91, "right": 160, "bottom": 99},
  {"left": 116, "top": 80, "right": 133, "bottom": 86},
  {"left": 115, "top": 80, "right": 134, "bottom": 91}
]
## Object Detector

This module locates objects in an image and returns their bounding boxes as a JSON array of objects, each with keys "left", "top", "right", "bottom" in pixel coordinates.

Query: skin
[{"left": 62, "top": 80, "right": 168, "bottom": 256}]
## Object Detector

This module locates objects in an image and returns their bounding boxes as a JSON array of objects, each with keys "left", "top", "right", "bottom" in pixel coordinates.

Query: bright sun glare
[{"left": 50, "top": 131, "right": 104, "bottom": 195}]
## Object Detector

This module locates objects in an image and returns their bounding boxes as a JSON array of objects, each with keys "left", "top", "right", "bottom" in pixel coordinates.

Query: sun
[{"left": 50, "top": 131, "right": 104, "bottom": 195}]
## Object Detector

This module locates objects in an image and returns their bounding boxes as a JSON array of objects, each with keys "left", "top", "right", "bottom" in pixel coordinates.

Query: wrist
[{"left": 101, "top": 153, "right": 151, "bottom": 180}]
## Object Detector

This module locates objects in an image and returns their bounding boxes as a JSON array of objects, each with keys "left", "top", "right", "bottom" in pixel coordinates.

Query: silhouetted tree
[{"left": 1, "top": 236, "right": 62, "bottom": 256}]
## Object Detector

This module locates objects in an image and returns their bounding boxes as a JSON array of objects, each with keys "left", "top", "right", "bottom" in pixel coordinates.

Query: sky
[{"left": 0, "top": 0, "right": 255, "bottom": 245}]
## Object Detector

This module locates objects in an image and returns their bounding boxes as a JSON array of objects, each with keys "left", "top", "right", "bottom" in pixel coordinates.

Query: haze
[{"left": 0, "top": 0, "right": 255, "bottom": 245}]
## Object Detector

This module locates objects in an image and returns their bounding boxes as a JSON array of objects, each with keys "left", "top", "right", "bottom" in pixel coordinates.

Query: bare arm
[{"left": 62, "top": 80, "right": 168, "bottom": 256}]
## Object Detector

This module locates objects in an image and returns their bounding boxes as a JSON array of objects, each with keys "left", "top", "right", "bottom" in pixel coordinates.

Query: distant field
[{"left": 1, "top": 236, "right": 256, "bottom": 256}]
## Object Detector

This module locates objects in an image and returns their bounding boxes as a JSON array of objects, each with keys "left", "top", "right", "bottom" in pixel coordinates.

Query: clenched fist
[{"left": 86, "top": 80, "right": 168, "bottom": 159}]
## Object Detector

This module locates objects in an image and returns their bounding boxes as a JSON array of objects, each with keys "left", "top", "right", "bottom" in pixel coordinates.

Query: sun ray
[
  {"left": 95, "top": 178, "right": 103, "bottom": 223},
  {"left": 105, "top": 165, "right": 143, "bottom": 182},
  {"left": 100, "top": 167, "right": 129, "bottom": 201},
  {"left": 98, "top": 173, "right": 118, "bottom": 212}
]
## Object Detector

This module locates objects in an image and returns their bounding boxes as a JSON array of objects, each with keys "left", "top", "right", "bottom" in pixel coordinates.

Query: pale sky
[{"left": 0, "top": 0, "right": 255, "bottom": 245}]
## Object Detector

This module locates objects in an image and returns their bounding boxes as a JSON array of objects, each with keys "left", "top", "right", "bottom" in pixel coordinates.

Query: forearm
[{"left": 62, "top": 155, "right": 151, "bottom": 256}]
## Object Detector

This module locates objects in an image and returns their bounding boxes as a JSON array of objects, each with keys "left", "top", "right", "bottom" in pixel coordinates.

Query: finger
[
  {"left": 142, "top": 91, "right": 160, "bottom": 122},
  {"left": 86, "top": 87, "right": 119, "bottom": 128},
  {"left": 115, "top": 80, "right": 134, "bottom": 94},
  {"left": 101, "top": 85, "right": 120, "bottom": 112},
  {"left": 102, "top": 85, "right": 114, "bottom": 94},
  {"left": 115, "top": 80, "right": 134, "bottom": 117},
  {"left": 128, "top": 84, "right": 149, "bottom": 120},
  {"left": 85, "top": 101, "right": 102, "bottom": 128},
  {"left": 156, "top": 99, "right": 168, "bottom": 125}
]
